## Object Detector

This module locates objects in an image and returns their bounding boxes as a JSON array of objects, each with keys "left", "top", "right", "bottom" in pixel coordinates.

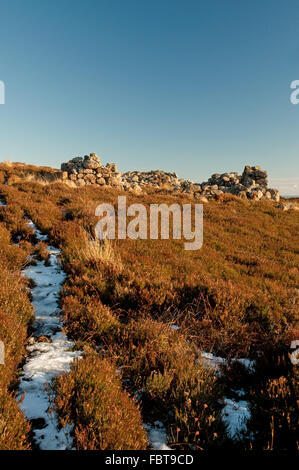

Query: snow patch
[
  {"left": 200, "top": 352, "right": 226, "bottom": 370},
  {"left": 145, "top": 421, "right": 172, "bottom": 450},
  {"left": 200, "top": 351, "right": 255, "bottom": 372},
  {"left": 200, "top": 352, "right": 253, "bottom": 440},
  {"left": 221, "top": 398, "right": 250, "bottom": 439},
  {"left": 19, "top": 221, "right": 81, "bottom": 450}
]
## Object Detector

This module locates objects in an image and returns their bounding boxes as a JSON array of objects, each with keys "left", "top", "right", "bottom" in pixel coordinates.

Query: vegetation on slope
[
  {"left": 0, "top": 194, "right": 34, "bottom": 450},
  {"left": 0, "top": 162, "right": 298, "bottom": 451}
]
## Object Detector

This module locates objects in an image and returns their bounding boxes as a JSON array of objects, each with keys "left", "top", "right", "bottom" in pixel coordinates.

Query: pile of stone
[
  {"left": 58, "top": 154, "right": 187, "bottom": 193},
  {"left": 122, "top": 170, "right": 181, "bottom": 192},
  {"left": 59, "top": 154, "right": 121, "bottom": 188},
  {"left": 197, "top": 166, "right": 280, "bottom": 201},
  {"left": 57, "top": 155, "right": 280, "bottom": 202}
]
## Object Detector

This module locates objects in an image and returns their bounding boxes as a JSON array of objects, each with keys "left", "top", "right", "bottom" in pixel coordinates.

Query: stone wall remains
[{"left": 57, "top": 154, "right": 280, "bottom": 202}]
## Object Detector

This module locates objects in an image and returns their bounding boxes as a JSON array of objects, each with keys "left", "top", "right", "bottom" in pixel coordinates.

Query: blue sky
[{"left": 1, "top": 0, "right": 299, "bottom": 194}]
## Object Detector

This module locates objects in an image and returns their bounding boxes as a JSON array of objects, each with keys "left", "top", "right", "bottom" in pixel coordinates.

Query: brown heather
[
  {"left": 0, "top": 162, "right": 298, "bottom": 451},
  {"left": 0, "top": 189, "right": 34, "bottom": 449},
  {"left": 51, "top": 355, "right": 148, "bottom": 450}
]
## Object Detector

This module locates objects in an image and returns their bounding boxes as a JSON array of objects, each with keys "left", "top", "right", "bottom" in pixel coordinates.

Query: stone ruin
[
  {"left": 60, "top": 154, "right": 119, "bottom": 188},
  {"left": 202, "top": 166, "right": 280, "bottom": 201},
  {"left": 57, "top": 154, "right": 280, "bottom": 202}
]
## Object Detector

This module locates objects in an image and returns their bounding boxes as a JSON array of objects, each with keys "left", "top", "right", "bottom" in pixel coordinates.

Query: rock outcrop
[{"left": 57, "top": 155, "right": 280, "bottom": 202}]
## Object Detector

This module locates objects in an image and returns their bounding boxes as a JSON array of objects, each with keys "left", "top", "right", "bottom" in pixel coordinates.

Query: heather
[{"left": 0, "top": 162, "right": 298, "bottom": 451}]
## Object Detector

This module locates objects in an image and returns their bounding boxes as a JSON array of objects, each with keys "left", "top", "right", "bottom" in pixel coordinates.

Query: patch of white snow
[
  {"left": 221, "top": 398, "right": 250, "bottom": 439},
  {"left": 200, "top": 352, "right": 253, "bottom": 440},
  {"left": 145, "top": 421, "right": 172, "bottom": 450},
  {"left": 18, "top": 221, "right": 81, "bottom": 450}
]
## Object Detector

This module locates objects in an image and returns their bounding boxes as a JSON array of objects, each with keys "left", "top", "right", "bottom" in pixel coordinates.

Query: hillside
[{"left": 0, "top": 161, "right": 298, "bottom": 452}]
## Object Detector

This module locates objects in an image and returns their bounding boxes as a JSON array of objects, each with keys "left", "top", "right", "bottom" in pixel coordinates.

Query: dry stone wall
[{"left": 57, "top": 154, "right": 280, "bottom": 202}]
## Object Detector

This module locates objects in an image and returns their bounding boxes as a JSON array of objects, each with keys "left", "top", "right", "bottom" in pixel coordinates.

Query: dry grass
[
  {"left": 107, "top": 317, "right": 226, "bottom": 449},
  {"left": 0, "top": 388, "right": 31, "bottom": 450},
  {"left": 51, "top": 354, "right": 148, "bottom": 450},
  {"left": 0, "top": 194, "right": 34, "bottom": 450},
  {"left": 74, "top": 230, "right": 122, "bottom": 269}
]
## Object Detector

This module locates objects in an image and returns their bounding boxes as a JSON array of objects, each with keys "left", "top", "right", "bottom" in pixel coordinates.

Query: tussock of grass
[
  {"left": 246, "top": 370, "right": 299, "bottom": 451},
  {"left": 51, "top": 355, "right": 148, "bottom": 450},
  {"left": 75, "top": 231, "right": 122, "bottom": 269},
  {"left": 62, "top": 295, "right": 120, "bottom": 342},
  {"left": 109, "top": 318, "right": 226, "bottom": 449},
  {"left": 0, "top": 388, "right": 31, "bottom": 450}
]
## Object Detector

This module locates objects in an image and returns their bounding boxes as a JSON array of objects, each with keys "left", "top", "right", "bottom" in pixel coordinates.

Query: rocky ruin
[{"left": 57, "top": 154, "right": 280, "bottom": 202}]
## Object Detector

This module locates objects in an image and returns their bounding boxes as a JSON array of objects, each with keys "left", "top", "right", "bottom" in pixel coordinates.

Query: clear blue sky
[{"left": 1, "top": 0, "right": 299, "bottom": 194}]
